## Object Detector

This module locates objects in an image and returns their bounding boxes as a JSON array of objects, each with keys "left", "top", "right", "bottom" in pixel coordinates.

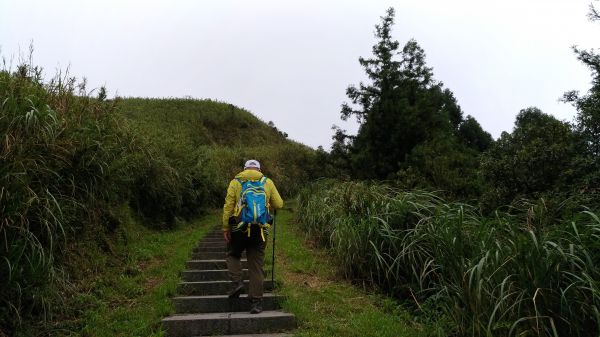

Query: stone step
[
  {"left": 186, "top": 259, "right": 246, "bottom": 270},
  {"left": 182, "top": 269, "right": 248, "bottom": 282},
  {"left": 199, "top": 240, "right": 227, "bottom": 245},
  {"left": 192, "top": 251, "right": 247, "bottom": 260},
  {"left": 203, "top": 234, "right": 224, "bottom": 239},
  {"left": 199, "top": 334, "right": 292, "bottom": 337},
  {"left": 162, "top": 311, "right": 296, "bottom": 337},
  {"left": 173, "top": 293, "right": 283, "bottom": 313},
  {"left": 197, "top": 239, "right": 227, "bottom": 247},
  {"left": 192, "top": 252, "right": 227, "bottom": 260},
  {"left": 178, "top": 280, "right": 274, "bottom": 296},
  {"left": 198, "top": 237, "right": 227, "bottom": 246},
  {"left": 193, "top": 243, "right": 227, "bottom": 253},
  {"left": 200, "top": 240, "right": 224, "bottom": 244}
]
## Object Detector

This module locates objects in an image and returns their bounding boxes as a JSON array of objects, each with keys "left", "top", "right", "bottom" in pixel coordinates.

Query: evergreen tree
[
  {"left": 441, "top": 88, "right": 464, "bottom": 130},
  {"left": 341, "top": 8, "right": 462, "bottom": 179},
  {"left": 329, "top": 7, "right": 492, "bottom": 198},
  {"left": 458, "top": 115, "right": 493, "bottom": 152},
  {"left": 340, "top": 7, "right": 402, "bottom": 178}
]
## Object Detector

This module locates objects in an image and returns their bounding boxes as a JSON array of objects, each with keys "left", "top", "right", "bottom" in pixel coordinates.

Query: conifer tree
[{"left": 340, "top": 8, "right": 469, "bottom": 179}]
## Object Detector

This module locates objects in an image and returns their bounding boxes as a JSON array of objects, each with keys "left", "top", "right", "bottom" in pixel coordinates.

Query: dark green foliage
[
  {"left": 458, "top": 115, "right": 493, "bottom": 152},
  {"left": 398, "top": 136, "right": 484, "bottom": 198},
  {"left": 297, "top": 181, "right": 600, "bottom": 337},
  {"left": 341, "top": 8, "right": 444, "bottom": 179},
  {"left": 442, "top": 89, "right": 464, "bottom": 130},
  {"left": 334, "top": 8, "right": 489, "bottom": 197},
  {"left": 480, "top": 107, "right": 581, "bottom": 208}
]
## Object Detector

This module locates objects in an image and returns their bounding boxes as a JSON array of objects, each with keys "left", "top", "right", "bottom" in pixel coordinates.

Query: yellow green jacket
[{"left": 222, "top": 169, "right": 284, "bottom": 231}]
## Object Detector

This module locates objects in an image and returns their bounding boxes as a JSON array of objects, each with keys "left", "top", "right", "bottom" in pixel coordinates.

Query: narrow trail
[{"left": 162, "top": 228, "right": 296, "bottom": 336}]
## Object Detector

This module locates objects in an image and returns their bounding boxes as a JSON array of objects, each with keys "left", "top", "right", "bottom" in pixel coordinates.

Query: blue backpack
[{"left": 237, "top": 177, "right": 269, "bottom": 225}]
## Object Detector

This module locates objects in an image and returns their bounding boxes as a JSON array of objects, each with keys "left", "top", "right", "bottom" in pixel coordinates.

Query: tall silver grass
[
  {"left": 297, "top": 180, "right": 600, "bottom": 336},
  {"left": 0, "top": 62, "right": 136, "bottom": 332}
]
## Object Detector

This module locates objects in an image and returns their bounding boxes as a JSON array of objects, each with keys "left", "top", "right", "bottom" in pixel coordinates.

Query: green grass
[
  {"left": 119, "top": 98, "right": 288, "bottom": 148},
  {"left": 43, "top": 211, "right": 218, "bottom": 337},
  {"left": 272, "top": 205, "right": 424, "bottom": 337},
  {"left": 0, "top": 64, "right": 146, "bottom": 335},
  {"left": 118, "top": 97, "right": 319, "bottom": 197},
  {"left": 31, "top": 203, "right": 422, "bottom": 337}
]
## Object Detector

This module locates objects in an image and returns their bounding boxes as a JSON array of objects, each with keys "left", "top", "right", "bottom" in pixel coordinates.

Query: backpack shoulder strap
[{"left": 235, "top": 178, "right": 244, "bottom": 207}]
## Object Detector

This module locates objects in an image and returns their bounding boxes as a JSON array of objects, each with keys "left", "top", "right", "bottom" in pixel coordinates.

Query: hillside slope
[{"left": 119, "top": 97, "right": 317, "bottom": 196}]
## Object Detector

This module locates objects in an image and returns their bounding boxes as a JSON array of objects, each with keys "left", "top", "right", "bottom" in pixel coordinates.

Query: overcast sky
[{"left": 1, "top": 0, "right": 599, "bottom": 149}]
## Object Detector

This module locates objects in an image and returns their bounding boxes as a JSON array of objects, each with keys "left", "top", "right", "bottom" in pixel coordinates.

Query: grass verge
[
  {"left": 271, "top": 205, "right": 424, "bottom": 337},
  {"left": 37, "top": 205, "right": 418, "bottom": 337},
  {"left": 45, "top": 211, "right": 217, "bottom": 337}
]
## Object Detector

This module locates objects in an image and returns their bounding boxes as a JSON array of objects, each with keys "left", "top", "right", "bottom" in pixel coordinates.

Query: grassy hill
[
  {"left": 118, "top": 97, "right": 317, "bottom": 198},
  {"left": 120, "top": 98, "right": 286, "bottom": 147}
]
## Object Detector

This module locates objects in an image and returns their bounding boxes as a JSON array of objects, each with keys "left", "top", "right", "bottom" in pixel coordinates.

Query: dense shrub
[
  {"left": 297, "top": 180, "right": 600, "bottom": 336},
  {"left": 480, "top": 108, "right": 582, "bottom": 209},
  {"left": 0, "top": 64, "right": 139, "bottom": 333}
]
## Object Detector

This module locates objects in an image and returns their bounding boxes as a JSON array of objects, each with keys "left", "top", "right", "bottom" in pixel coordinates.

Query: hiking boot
[
  {"left": 249, "top": 298, "right": 263, "bottom": 314},
  {"left": 228, "top": 281, "right": 244, "bottom": 298}
]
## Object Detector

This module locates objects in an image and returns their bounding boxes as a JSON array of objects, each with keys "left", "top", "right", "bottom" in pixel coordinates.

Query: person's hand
[{"left": 224, "top": 230, "right": 231, "bottom": 243}]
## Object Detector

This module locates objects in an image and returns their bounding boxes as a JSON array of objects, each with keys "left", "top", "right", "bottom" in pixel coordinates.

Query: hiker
[{"left": 222, "top": 159, "right": 284, "bottom": 314}]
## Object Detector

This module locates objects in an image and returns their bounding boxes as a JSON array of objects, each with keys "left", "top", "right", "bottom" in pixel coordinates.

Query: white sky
[{"left": 1, "top": 0, "right": 599, "bottom": 149}]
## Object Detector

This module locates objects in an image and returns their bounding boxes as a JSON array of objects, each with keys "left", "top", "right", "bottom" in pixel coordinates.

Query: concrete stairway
[{"left": 162, "top": 229, "right": 296, "bottom": 337}]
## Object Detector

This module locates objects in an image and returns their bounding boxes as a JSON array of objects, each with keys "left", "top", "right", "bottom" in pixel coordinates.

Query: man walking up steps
[{"left": 222, "top": 159, "right": 284, "bottom": 314}]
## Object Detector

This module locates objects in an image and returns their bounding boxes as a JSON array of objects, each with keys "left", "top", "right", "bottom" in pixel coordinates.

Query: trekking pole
[{"left": 271, "top": 210, "right": 277, "bottom": 286}]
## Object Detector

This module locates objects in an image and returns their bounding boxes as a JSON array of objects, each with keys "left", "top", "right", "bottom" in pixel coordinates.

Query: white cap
[{"left": 244, "top": 159, "right": 261, "bottom": 170}]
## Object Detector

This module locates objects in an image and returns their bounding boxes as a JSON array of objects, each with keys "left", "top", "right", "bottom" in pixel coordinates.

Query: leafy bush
[
  {"left": 397, "top": 136, "right": 484, "bottom": 199},
  {"left": 480, "top": 107, "right": 581, "bottom": 209}
]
